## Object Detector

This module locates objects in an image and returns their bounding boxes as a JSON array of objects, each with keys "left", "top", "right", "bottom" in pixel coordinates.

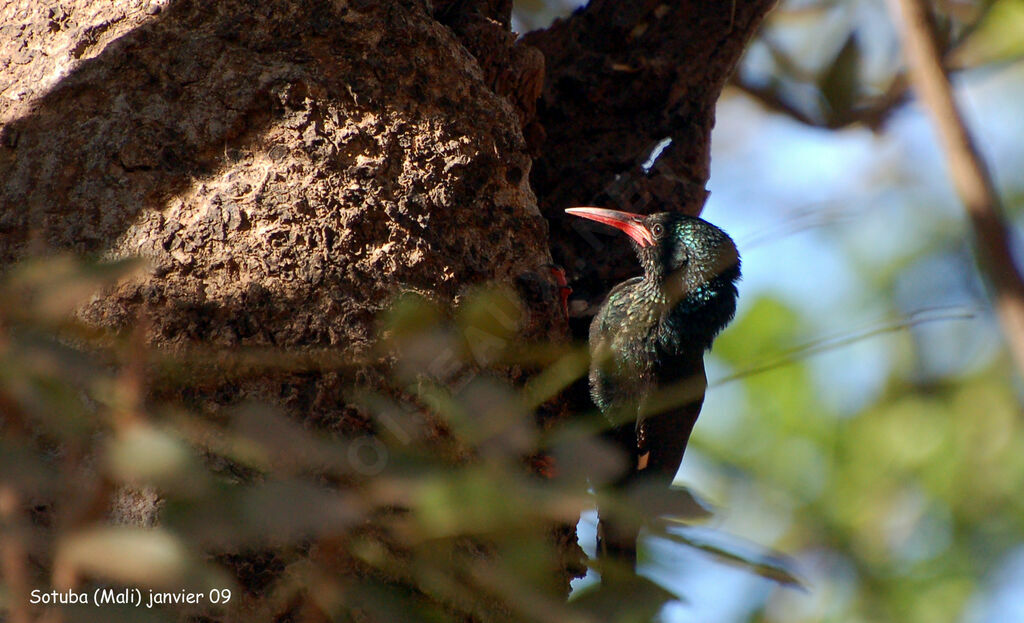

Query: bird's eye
[{"left": 651, "top": 223, "right": 664, "bottom": 238}]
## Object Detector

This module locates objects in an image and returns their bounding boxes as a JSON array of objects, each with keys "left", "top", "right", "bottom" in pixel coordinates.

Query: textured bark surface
[
  {"left": 0, "top": 0, "right": 775, "bottom": 615},
  {"left": 525, "top": 0, "right": 776, "bottom": 308},
  {"left": 1, "top": 0, "right": 558, "bottom": 344},
  {"left": 1, "top": 0, "right": 564, "bottom": 440}
]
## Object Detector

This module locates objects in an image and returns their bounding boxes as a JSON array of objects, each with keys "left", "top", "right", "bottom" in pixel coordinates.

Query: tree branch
[
  {"left": 733, "top": 0, "right": 1004, "bottom": 132},
  {"left": 888, "top": 0, "right": 1024, "bottom": 377},
  {"left": 729, "top": 72, "right": 911, "bottom": 131},
  {"left": 525, "top": 0, "right": 777, "bottom": 309}
]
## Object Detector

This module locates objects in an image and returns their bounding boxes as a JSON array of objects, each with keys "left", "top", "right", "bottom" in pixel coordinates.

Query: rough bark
[
  {"left": 525, "top": 0, "right": 776, "bottom": 308},
  {"left": 1, "top": 0, "right": 567, "bottom": 611},
  {"left": 1, "top": 0, "right": 563, "bottom": 429}
]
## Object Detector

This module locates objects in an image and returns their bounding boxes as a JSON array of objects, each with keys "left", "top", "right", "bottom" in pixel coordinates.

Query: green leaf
[
  {"left": 55, "top": 527, "right": 226, "bottom": 591},
  {"left": 817, "top": 33, "right": 861, "bottom": 120},
  {"left": 1, "top": 255, "right": 143, "bottom": 324},
  {"left": 654, "top": 527, "right": 805, "bottom": 589},
  {"left": 955, "top": 0, "right": 1024, "bottom": 65},
  {"left": 105, "top": 425, "right": 211, "bottom": 497},
  {"left": 570, "top": 573, "right": 676, "bottom": 623}
]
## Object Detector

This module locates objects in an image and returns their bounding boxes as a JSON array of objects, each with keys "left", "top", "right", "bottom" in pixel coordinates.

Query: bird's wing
[
  {"left": 588, "top": 276, "right": 643, "bottom": 346},
  {"left": 588, "top": 277, "right": 643, "bottom": 417},
  {"left": 636, "top": 357, "right": 707, "bottom": 482},
  {"left": 589, "top": 276, "right": 643, "bottom": 418}
]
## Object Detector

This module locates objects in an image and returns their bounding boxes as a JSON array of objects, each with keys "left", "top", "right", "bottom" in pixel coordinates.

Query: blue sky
[{"left": 673, "top": 60, "right": 1024, "bottom": 623}]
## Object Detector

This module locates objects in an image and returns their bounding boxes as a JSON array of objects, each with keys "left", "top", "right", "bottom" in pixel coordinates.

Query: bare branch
[
  {"left": 888, "top": 0, "right": 1024, "bottom": 377},
  {"left": 735, "top": 0, "right": 1005, "bottom": 132}
]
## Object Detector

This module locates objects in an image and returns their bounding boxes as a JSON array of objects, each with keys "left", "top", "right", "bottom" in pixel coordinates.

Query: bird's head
[{"left": 566, "top": 207, "right": 741, "bottom": 322}]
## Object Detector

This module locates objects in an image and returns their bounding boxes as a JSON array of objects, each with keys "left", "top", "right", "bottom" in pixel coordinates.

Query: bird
[{"left": 565, "top": 207, "right": 741, "bottom": 578}]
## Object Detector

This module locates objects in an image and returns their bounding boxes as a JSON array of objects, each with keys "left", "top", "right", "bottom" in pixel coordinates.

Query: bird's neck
[{"left": 639, "top": 270, "right": 736, "bottom": 355}]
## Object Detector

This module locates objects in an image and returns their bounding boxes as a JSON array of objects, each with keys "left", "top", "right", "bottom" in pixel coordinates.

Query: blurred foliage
[
  {"left": 954, "top": 0, "right": 1024, "bottom": 66},
  {"left": 709, "top": 1, "right": 1024, "bottom": 620},
  {"left": 696, "top": 290, "right": 1024, "bottom": 623},
  {"left": 520, "top": 0, "right": 1024, "bottom": 622},
  {"left": 0, "top": 256, "right": 795, "bottom": 623},
  {"left": 725, "top": 0, "right": 1024, "bottom": 130}
]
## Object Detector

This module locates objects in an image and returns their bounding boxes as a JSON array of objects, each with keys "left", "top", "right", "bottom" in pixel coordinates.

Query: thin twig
[
  {"left": 888, "top": 0, "right": 1024, "bottom": 378},
  {"left": 711, "top": 306, "right": 977, "bottom": 388}
]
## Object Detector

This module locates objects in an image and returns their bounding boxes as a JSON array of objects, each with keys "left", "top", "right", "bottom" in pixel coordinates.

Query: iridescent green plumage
[
  {"left": 567, "top": 208, "right": 741, "bottom": 573},
  {"left": 588, "top": 213, "right": 740, "bottom": 418}
]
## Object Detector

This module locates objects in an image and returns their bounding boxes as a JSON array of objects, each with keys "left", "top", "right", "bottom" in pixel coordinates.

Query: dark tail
[
  {"left": 596, "top": 400, "right": 703, "bottom": 584},
  {"left": 596, "top": 421, "right": 643, "bottom": 584}
]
